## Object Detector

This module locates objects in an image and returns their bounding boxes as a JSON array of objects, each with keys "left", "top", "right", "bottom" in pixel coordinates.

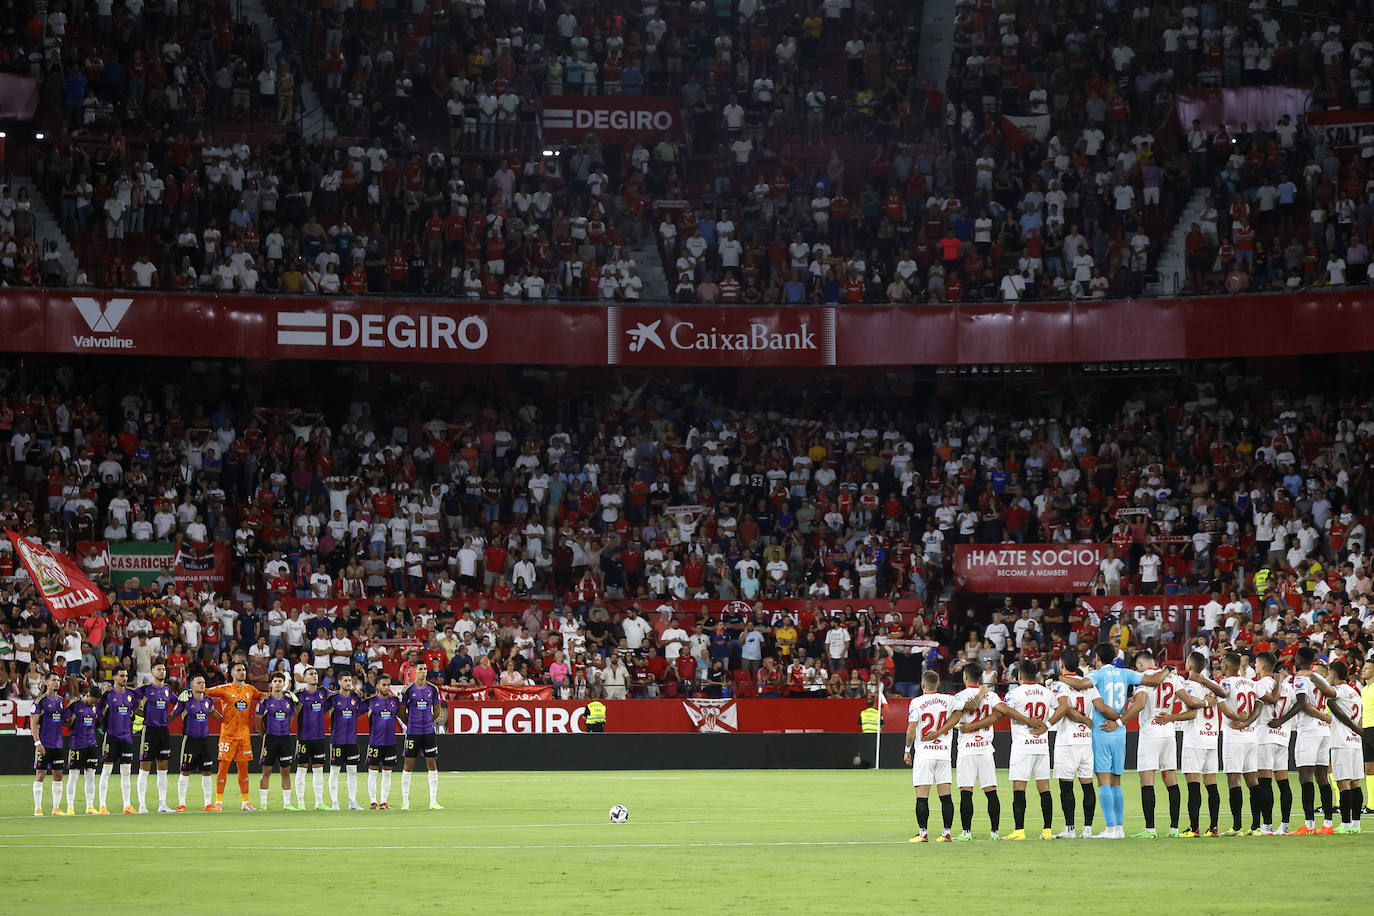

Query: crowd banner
[
  {"left": 437, "top": 685, "right": 555, "bottom": 703},
  {"left": 173, "top": 540, "right": 232, "bottom": 591},
  {"left": 13, "top": 290, "right": 1374, "bottom": 366},
  {"left": 953, "top": 544, "right": 1110, "bottom": 593},
  {"left": 5, "top": 532, "right": 109, "bottom": 620},
  {"left": 540, "top": 96, "right": 685, "bottom": 143},
  {"left": 0, "top": 699, "right": 35, "bottom": 734},
  {"left": 1079, "top": 594, "right": 1212, "bottom": 629},
  {"left": 442, "top": 698, "right": 871, "bottom": 734},
  {"left": 1174, "top": 87, "right": 1311, "bottom": 134},
  {"left": 108, "top": 541, "right": 175, "bottom": 586}
]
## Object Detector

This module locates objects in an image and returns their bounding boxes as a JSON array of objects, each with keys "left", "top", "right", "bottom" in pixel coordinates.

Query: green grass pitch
[{"left": 1, "top": 769, "right": 1371, "bottom": 913}]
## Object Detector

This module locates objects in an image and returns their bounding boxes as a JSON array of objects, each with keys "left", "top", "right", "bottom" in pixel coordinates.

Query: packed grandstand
[
  {"left": 1, "top": 355, "right": 1371, "bottom": 707},
  {"left": 0, "top": 0, "right": 1369, "bottom": 302}
]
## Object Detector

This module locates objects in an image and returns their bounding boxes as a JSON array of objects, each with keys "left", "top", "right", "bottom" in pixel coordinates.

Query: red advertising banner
[
  {"left": 6, "top": 531, "right": 110, "bottom": 619},
  {"left": 10, "top": 290, "right": 1374, "bottom": 367},
  {"left": 443, "top": 698, "right": 868, "bottom": 734},
  {"left": 540, "top": 95, "right": 685, "bottom": 143},
  {"left": 953, "top": 544, "right": 1110, "bottom": 593},
  {"left": 1079, "top": 594, "right": 1212, "bottom": 629}
]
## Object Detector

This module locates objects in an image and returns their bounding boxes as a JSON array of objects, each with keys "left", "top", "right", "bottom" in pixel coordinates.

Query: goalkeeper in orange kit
[{"left": 205, "top": 662, "right": 264, "bottom": 811}]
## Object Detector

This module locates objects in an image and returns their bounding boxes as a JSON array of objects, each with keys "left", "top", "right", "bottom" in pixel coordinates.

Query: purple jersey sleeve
[
  {"left": 368, "top": 696, "right": 399, "bottom": 745},
  {"left": 261, "top": 696, "right": 295, "bottom": 736},
  {"left": 183, "top": 697, "right": 214, "bottom": 739},
  {"left": 329, "top": 694, "right": 360, "bottom": 745},
  {"left": 35, "top": 696, "right": 65, "bottom": 747},
  {"left": 65, "top": 700, "right": 99, "bottom": 749},
  {"left": 101, "top": 689, "right": 137, "bottom": 741},
  {"left": 402, "top": 684, "right": 440, "bottom": 735},
  {"left": 140, "top": 685, "right": 176, "bottom": 728},
  {"left": 297, "top": 690, "right": 329, "bottom": 741}
]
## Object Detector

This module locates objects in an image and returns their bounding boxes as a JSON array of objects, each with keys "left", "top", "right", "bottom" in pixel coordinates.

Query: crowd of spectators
[
  {"left": 2, "top": 357, "right": 1374, "bottom": 704},
  {"left": 2, "top": 0, "right": 1373, "bottom": 303}
]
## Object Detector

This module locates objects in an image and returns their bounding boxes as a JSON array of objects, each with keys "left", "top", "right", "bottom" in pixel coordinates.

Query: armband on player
[
  {"left": 132, "top": 714, "right": 145, "bottom": 732},
  {"left": 178, "top": 690, "right": 191, "bottom": 702}
]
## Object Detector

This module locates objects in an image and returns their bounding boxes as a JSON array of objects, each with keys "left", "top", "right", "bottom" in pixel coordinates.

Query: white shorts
[
  {"left": 1294, "top": 734, "right": 1328, "bottom": 769},
  {"left": 1136, "top": 734, "right": 1178, "bottom": 773},
  {"left": 956, "top": 753, "right": 997, "bottom": 790},
  {"left": 1009, "top": 752, "right": 1050, "bottom": 783},
  {"left": 1054, "top": 744, "right": 1093, "bottom": 780},
  {"left": 912, "top": 756, "right": 951, "bottom": 787},
  {"left": 1222, "top": 738, "right": 1258, "bottom": 774},
  {"left": 1181, "top": 746, "right": 1219, "bottom": 775},
  {"left": 1143, "top": 186, "right": 1160, "bottom": 204},
  {"left": 1258, "top": 741, "right": 1290, "bottom": 773},
  {"left": 1331, "top": 746, "right": 1363, "bottom": 782}
]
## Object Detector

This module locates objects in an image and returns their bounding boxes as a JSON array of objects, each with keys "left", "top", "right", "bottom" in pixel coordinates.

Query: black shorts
[
  {"left": 101, "top": 735, "right": 136, "bottom": 766},
  {"left": 67, "top": 745, "right": 98, "bottom": 772},
  {"left": 140, "top": 726, "right": 173, "bottom": 763},
  {"left": 179, "top": 735, "right": 217, "bottom": 775},
  {"left": 296, "top": 738, "right": 329, "bottom": 767},
  {"left": 1363, "top": 729, "right": 1374, "bottom": 764},
  {"left": 330, "top": 743, "right": 361, "bottom": 768},
  {"left": 34, "top": 745, "right": 66, "bottom": 773},
  {"left": 367, "top": 743, "right": 398, "bottom": 768},
  {"left": 261, "top": 735, "right": 296, "bottom": 768},
  {"left": 404, "top": 734, "right": 439, "bottom": 760}
]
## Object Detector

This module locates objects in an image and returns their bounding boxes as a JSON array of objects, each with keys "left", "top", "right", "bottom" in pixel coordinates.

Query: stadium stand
[
  {"left": 0, "top": 0, "right": 1369, "bottom": 304},
  {"left": 1, "top": 356, "right": 1371, "bottom": 700}
]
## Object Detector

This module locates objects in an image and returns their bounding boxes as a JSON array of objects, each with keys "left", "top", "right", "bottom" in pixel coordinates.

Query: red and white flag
[{"left": 6, "top": 530, "right": 109, "bottom": 620}]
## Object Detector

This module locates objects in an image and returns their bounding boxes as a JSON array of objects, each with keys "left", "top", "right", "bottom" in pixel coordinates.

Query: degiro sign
[{"left": 540, "top": 96, "right": 684, "bottom": 142}]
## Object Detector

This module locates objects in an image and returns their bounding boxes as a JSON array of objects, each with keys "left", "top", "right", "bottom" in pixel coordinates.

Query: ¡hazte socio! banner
[
  {"left": 953, "top": 543, "right": 1111, "bottom": 593},
  {"left": 10, "top": 290, "right": 1374, "bottom": 366}
]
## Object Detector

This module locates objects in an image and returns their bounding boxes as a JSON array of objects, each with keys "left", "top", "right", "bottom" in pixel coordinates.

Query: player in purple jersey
[
  {"left": 98, "top": 668, "right": 140, "bottom": 814},
  {"left": 327, "top": 673, "right": 364, "bottom": 810},
  {"left": 366, "top": 674, "right": 401, "bottom": 809},
  {"left": 292, "top": 667, "right": 333, "bottom": 811},
  {"left": 64, "top": 684, "right": 102, "bottom": 814},
  {"left": 136, "top": 662, "right": 179, "bottom": 813},
  {"left": 399, "top": 662, "right": 446, "bottom": 810},
  {"left": 256, "top": 673, "right": 297, "bottom": 810},
  {"left": 176, "top": 675, "right": 219, "bottom": 812},
  {"left": 29, "top": 672, "right": 67, "bottom": 817}
]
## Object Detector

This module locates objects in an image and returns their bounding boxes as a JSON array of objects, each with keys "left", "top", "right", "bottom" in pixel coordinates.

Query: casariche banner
[
  {"left": 953, "top": 544, "right": 1111, "bottom": 593},
  {"left": 540, "top": 95, "right": 685, "bottom": 142}
]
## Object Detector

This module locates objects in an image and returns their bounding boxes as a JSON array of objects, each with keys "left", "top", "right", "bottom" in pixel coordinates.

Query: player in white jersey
[
  {"left": 904, "top": 670, "right": 983, "bottom": 843},
  {"left": 1049, "top": 649, "right": 1100, "bottom": 838},
  {"left": 1159, "top": 652, "right": 1222, "bottom": 836},
  {"left": 951, "top": 662, "right": 1003, "bottom": 840},
  {"left": 1118, "top": 650, "right": 1184, "bottom": 837},
  {"left": 1252, "top": 651, "right": 1295, "bottom": 834},
  {"left": 1267, "top": 646, "right": 1335, "bottom": 834},
  {"left": 1197, "top": 651, "right": 1264, "bottom": 835},
  {"left": 997, "top": 661, "right": 1058, "bottom": 840},
  {"left": 1308, "top": 660, "right": 1364, "bottom": 833}
]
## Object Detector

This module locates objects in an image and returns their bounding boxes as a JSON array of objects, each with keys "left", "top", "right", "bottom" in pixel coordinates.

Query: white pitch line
[
  {"left": 0, "top": 816, "right": 899, "bottom": 839},
  {"left": 0, "top": 840, "right": 909, "bottom": 852}
]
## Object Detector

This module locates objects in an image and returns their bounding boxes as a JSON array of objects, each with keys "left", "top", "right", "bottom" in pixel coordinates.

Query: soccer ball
[{"left": 609, "top": 804, "right": 629, "bottom": 824}]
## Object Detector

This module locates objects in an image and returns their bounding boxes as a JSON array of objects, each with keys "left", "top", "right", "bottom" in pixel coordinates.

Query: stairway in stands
[
  {"left": 626, "top": 235, "right": 670, "bottom": 300},
  {"left": 1149, "top": 187, "right": 1211, "bottom": 296},
  {"left": 236, "top": 0, "right": 337, "bottom": 140},
  {"left": 915, "top": 0, "right": 960, "bottom": 87},
  {"left": 13, "top": 177, "right": 80, "bottom": 283}
]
